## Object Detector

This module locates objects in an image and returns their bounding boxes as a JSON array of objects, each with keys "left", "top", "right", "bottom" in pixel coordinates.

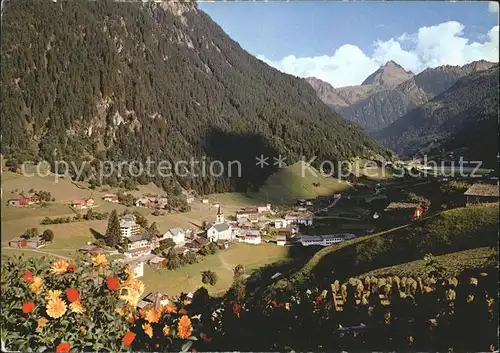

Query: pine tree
[{"left": 105, "top": 210, "right": 121, "bottom": 247}]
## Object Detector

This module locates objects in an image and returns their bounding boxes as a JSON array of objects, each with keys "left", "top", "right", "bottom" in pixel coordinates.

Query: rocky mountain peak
[{"left": 361, "top": 60, "right": 414, "bottom": 87}]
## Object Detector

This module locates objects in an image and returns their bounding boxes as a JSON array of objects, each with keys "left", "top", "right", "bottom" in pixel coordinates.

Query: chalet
[
  {"left": 126, "top": 233, "right": 153, "bottom": 251},
  {"left": 120, "top": 214, "right": 141, "bottom": 238},
  {"left": 26, "top": 236, "right": 46, "bottom": 249},
  {"left": 71, "top": 198, "right": 94, "bottom": 210},
  {"left": 148, "top": 256, "right": 168, "bottom": 270},
  {"left": 384, "top": 202, "right": 423, "bottom": 222},
  {"left": 135, "top": 197, "right": 153, "bottom": 208},
  {"left": 236, "top": 209, "right": 260, "bottom": 223},
  {"left": 6, "top": 195, "right": 27, "bottom": 206},
  {"left": 8, "top": 237, "right": 26, "bottom": 248},
  {"left": 23, "top": 193, "right": 39, "bottom": 205},
  {"left": 237, "top": 229, "right": 261, "bottom": 245},
  {"left": 186, "top": 236, "right": 209, "bottom": 251},
  {"left": 285, "top": 211, "right": 313, "bottom": 226},
  {"left": 102, "top": 194, "right": 119, "bottom": 203},
  {"left": 143, "top": 292, "right": 170, "bottom": 307},
  {"left": 464, "top": 184, "right": 499, "bottom": 206},
  {"left": 124, "top": 246, "right": 151, "bottom": 258},
  {"left": 164, "top": 228, "right": 186, "bottom": 246},
  {"left": 272, "top": 219, "right": 289, "bottom": 229},
  {"left": 277, "top": 228, "right": 295, "bottom": 239},
  {"left": 276, "top": 235, "right": 287, "bottom": 246},
  {"left": 257, "top": 203, "right": 272, "bottom": 213},
  {"left": 78, "top": 244, "right": 104, "bottom": 254}
]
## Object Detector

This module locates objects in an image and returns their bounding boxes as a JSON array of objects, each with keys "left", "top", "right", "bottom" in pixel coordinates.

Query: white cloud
[
  {"left": 258, "top": 21, "right": 499, "bottom": 87},
  {"left": 488, "top": 1, "right": 499, "bottom": 13}
]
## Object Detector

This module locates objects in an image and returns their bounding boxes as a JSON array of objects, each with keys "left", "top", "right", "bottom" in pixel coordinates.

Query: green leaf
[{"left": 180, "top": 341, "right": 193, "bottom": 352}]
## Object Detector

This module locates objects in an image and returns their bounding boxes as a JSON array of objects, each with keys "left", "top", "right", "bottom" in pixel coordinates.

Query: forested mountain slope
[
  {"left": 1, "top": 0, "right": 391, "bottom": 194},
  {"left": 375, "top": 65, "right": 499, "bottom": 165}
]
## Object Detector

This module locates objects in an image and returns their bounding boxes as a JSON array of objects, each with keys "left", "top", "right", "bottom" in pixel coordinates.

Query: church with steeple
[{"left": 206, "top": 205, "right": 233, "bottom": 242}]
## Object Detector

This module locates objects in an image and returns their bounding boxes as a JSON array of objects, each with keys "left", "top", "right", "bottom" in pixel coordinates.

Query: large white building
[
  {"left": 206, "top": 206, "right": 233, "bottom": 242},
  {"left": 299, "top": 234, "right": 356, "bottom": 247},
  {"left": 164, "top": 228, "right": 186, "bottom": 246},
  {"left": 120, "top": 214, "right": 141, "bottom": 238}
]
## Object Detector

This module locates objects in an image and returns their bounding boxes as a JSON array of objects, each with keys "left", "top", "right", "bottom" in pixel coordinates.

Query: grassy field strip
[{"left": 292, "top": 213, "right": 441, "bottom": 282}]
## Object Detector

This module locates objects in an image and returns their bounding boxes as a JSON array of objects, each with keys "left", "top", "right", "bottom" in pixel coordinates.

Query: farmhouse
[
  {"left": 185, "top": 236, "right": 209, "bottom": 251},
  {"left": 276, "top": 235, "right": 287, "bottom": 246},
  {"left": 237, "top": 229, "right": 262, "bottom": 245},
  {"left": 71, "top": 198, "right": 94, "bottom": 209},
  {"left": 464, "top": 183, "right": 499, "bottom": 206},
  {"left": 236, "top": 209, "right": 260, "bottom": 223},
  {"left": 285, "top": 211, "right": 313, "bottom": 226},
  {"left": 148, "top": 256, "right": 168, "bottom": 270},
  {"left": 124, "top": 246, "right": 151, "bottom": 258},
  {"left": 120, "top": 214, "right": 142, "bottom": 238},
  {"left": 102, "top": 193, "right": 119, "bottom": 203},
  {"left": 25, "top": 236, "right": 46, "bottom": 249},
  {"left": 384, "top": 202, "right": 423, "bottom": 222},
  {"left": 257, "top": 203, "right": 272, "bottom": 213},
  {"left": 6, "top": 195, "right": 27, "bottom": 206},
  {"left": 271, "top": 218, "right": 289, "bottom": 229},
  {"left": 78, "top": 244, "right": 104, "bottom": 254},
  {"left": 201, "top": 198, "right": 209, "bottom": 204},
  {"left": 164, "top": 228, "right": 186, "bottom": 246},
  {"left": 8, "top": 237, "right": 26, "bottom": 248}
]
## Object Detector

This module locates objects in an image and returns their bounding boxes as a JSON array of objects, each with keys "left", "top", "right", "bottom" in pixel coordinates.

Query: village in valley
[{"left": 1, "top": 159, "right": 499, "bottom": 302}]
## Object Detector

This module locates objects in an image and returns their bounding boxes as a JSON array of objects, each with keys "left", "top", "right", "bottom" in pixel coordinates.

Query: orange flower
[
  {"left": 141, "top": 308, "right": 160, "bottom": 323},
  {"left": 51, "top": 260, "right": 70, "bottom": 275},
  {"left": 106, "top": 276, "right": 120, "bottom": 291},
  {"left": 122, "top": 331, "right": 135, "bottom": 346},
  {"left": 92, "top": 254, "right": 107, "bottom": 267},
  {"left": 177, "top": 315, "right": 192, "bottom": 339},
  {"left": 125, "top": 313, "right": 136, "bottom": 323},
  {"left": 22, "top": 301, "right": 35, "bottom": 314},
  {"left": 162, "top": 303, "right": 177, "bottom": 314},
  {"left": 37, "top": 317, "right": 48, "bottom": 329},
  {"left": 69, "top": 300, "right": 85, "bottom": 314},
  {"left": 162, "top": 325, "right": 170, "bottom": 336},
  {"left": 142, "top": 322, "right": 153, "bottom": 338},
  {"left": 55, "top": 342, "right": 71, "bottom": 353},
  {"left": 66, "top": 288, "right": 80, "bottom": 303},
  {"left": 46, "top": 297, "right": 67, "bottom": 319},
  {"left": 29, "top": 276, "right": 44, "bottom": 295},
  {"left": 23, "top": 271, "right": 33, "bottom": 282}
]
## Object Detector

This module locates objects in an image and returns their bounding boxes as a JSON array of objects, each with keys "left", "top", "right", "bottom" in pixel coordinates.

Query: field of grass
[
  {"left": 253, "top": 161, "right": 351, "bottom": 204},
  {"left": 291, "top": 203, "right": 499, "bottom": 284},
  {"left": 140, "top": 243, "right": 290, "bottom": 296},
  {"left": 355, "top": 247, "right": 497, "bottom": 279}
]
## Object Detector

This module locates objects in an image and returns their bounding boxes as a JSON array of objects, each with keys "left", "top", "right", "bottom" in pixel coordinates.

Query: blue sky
[{"left": 199, "top": 1, "right": 499, "bottom": 87}]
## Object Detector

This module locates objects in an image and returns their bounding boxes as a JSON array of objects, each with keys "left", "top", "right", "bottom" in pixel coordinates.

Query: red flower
[
  {"left": 202, "top": 335, "right": 213, "bottom": 343},
  {"left": 66, "top": 288, "right": 80, "bottom": 303},
  {"left": 279, "top": 303, "right": 285, "bottom": 308},
  {"left": 232, "top": 303, "right": 241, "bottom": 314},
  {"left": 122, "top": 331, "right": 135, "bottom": 346},
  {"left": 178, "top": 308, "right": 187, "bottom": 316},
  {"left": 271, "top": 300, "right": 278, "bottom": 308},
  {"left": 315, "top": 295, "right": 323, "bottom": 303},
  {"left": 22, "top": 301, "right": 35, "bottom": 314},
  {"left": 106, "top": 276, "right": 120, "bottom": 291},
  {"left": 23, "top": 271, "right": 33, "bottom": 283},
  {"left": 55, "top": 342, "right": 71, "bottom": 353},
  {"left": 67, "top": 264, "right": 77, "bottom": 272}
]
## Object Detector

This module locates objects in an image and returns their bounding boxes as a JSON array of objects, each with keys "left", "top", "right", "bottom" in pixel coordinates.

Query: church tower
[{"left": 216, "top": 205, "right": 224, "bottom": 224}]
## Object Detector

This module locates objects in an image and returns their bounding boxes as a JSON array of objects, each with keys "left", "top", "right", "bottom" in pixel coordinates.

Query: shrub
[{"left": 201, "top": 270, "right": 218, "bottom": 286}]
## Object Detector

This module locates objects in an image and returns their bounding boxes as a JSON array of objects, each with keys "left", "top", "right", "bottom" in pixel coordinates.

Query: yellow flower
[
  {"left": 37, "top": 317, "right": 49, "bottom": 329},
  {"left": 142, "top": 322, "right": 153, "bottom": 338},
  {"left": 69, "top": 300, "right": 85, "bottom": 314},
  {"left": 162, "top": 325, "right": 170, "bottom": 336},
  {"left": 120, "top": 288, "right": 142, "bottom": 308},
  {"left": 469, "top": 277, "right": 478, "bottom": 286},
  {"left": 80, "top": 326, "right": 87, "bottom": 335},
  {"left": 466, "top": 294, "right": 474, "bottom": 303},
  {"left": 141, "top": 308, "right": 161, "bottom": 323},
  {"left": 29, "top": 277, "right": 44, "bottom": 295},
  {"left": 46, "top": 297, "right": 67, "bottom": 319},
  {"left": 92, "top": 254, "right": 107, "bottom": 267},
  {"left": 50, "top": 260, "right": 69, "bottom": 275},
  {"left": 45, "top": 290, "right": 63, "bottom": 302}
]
